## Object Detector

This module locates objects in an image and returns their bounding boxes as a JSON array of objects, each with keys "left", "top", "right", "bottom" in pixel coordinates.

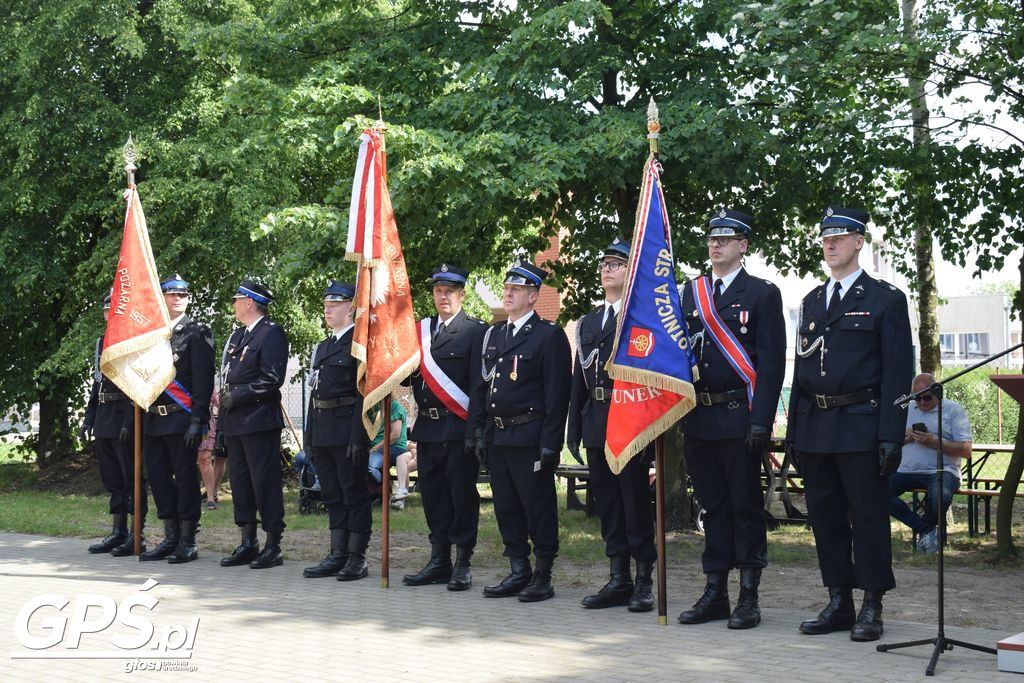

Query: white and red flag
[
  {"left": 346, "top": 128, "right": 419, "bottom": 438},
  {"left": 99, "top": 186, "right": 174, "bottom": 409}
]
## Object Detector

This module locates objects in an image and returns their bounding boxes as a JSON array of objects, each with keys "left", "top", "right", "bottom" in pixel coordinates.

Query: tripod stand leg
[
  {"left": 945, "top": 638, "right": 997, "bottom": 655},
  {"left": 876, "top": 637, "right": 936, "bottom": 653}
]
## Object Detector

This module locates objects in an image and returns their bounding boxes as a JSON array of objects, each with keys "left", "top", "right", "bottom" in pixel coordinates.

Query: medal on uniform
[
  {"left": 510, "top": 355, "right": 519, "bottom": 382},
  {"left": 739, "top": 311, "right": 749, "bottom": 334},
  {"left": 240, "top": 345, "right": 249, "bottom": 362}
]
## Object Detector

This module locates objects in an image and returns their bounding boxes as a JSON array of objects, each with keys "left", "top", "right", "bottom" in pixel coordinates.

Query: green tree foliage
[{"left": 3, "top": 0, "right": 1024, "bottom": 552}]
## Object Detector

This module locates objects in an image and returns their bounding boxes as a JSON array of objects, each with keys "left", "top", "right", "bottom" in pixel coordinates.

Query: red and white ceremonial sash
[
  {"left": 692, "top": 276, "right": 756, "bottom": 409},
  {"left": 416, "top": 318, "right": 469, "bottom": 419}
]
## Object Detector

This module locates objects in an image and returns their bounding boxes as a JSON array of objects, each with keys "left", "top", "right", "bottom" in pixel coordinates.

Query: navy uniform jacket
[
  {"left": 84, "top": 335, "right": 133, "bottom": 439},
  {"left": 787, "top": 272, "right": 913, "bottom": 453},
  {"left": 408, "top": 310, "right": 487, "bottom": 444},
  {"left": 470, "top": 311, "right": 572, "bottom": 452},
  {"left": 305, "top": 328, "right": 368, "bottom": 449},
  {"left": 567, "top": 305, "right": 616, "bottom": 449},
  {"left": 221, "top": 317, "right": 289, "bottom": 437},
  {"left": 142, "top": 316, "right": 215, "bottom": 437},
  {"left": 680, "top": 269, "right": 786, "bottom": 440}
]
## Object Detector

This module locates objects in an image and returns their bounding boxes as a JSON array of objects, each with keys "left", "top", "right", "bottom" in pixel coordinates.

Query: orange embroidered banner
[
  {"left": 99, "top": 186, "right": 174, "bottom": 409},
  {"left": 346, "top": 129, "right": 419, "bottom": 438}
]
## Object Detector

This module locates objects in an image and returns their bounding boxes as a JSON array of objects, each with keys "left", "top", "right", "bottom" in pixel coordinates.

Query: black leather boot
[
  {"left": 678, "top": 571, "right": 731, "bottom": 624},
  {"left": 518, "top": 556, "right": 555, "bottom": 603},
  {"left": 220, "top": 524, "right": 260, "bottom": 567},
  {"left": 89, "top": 513, "right": 128, "bottom": 554},
  {"left": 447, "top": 547, "right": 473, "bottom": 592},
  {"left": 304, "top": 529, "right": 349, "bottom": 578},
  {"left": 139, "top": 520, "right": 180, "bottom": 561},
  {"left": 728, "top": 568, "right": 762, "bottom": 629},
  {"left": 850, "top": 591, "right": 885, "bottom": 641},
  {"left": 482, "top": 556, "right": 532, "bottom": 598},
  {"left": 110, "top": 516, "right": 145, "bottom": 556},
  {"left": 799, "top": 587, "right": 856, "bottom": 634},
  {"left": 337, "top": 532, "right": 370, "bottom": 581},
  {"left": 249, "top": 531, "right": 283, "bottom": 568},
  {"left": 582, "top": 555, "right": 633, "bottom": 609},
  {"left": 167, "top": 520, "right": 199, "bottom": 564},
  {"left": 628, "top": 559, "right": 655, "bottom": 613},
  {"left": 403, "top": 543, "right": 453, "bottom": 586}
]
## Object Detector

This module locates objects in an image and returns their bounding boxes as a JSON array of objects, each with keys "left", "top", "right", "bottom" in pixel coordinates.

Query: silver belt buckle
[
  {"left": 698, "top": 392, "right": 712, "bottom": 406},
  {"left": 815, "top": 394, "right": 829, "bottom": 410},
  {"left": 593, "top": 387, "right": 606, "bottom": 402},
  {"left": 157, "top": 405, "right": 169, "bottom": 416},
  {"left": 494, "top": 416, "right": 505, "bottom": 429},
  {"left": 428, "top": 407, "right": 440, "bottom": 419}
]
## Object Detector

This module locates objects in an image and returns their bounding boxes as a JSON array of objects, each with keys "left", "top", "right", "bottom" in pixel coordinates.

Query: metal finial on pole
[
  {"left": 123, "top": 135, "right": 138, "bottom": 187},
  {"left": 647, "top": 98, "right": 660, "bottom": 156},
  {"left": 375, "top": 95, "right": 387, "bottom": 133},
  {"left": 374, "top": 97, "right": 388, "bottom": 182}
]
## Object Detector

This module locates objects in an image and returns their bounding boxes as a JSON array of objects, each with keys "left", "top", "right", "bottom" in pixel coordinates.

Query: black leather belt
[
  {"left": 98, "top": 392, "right": 127, "bottom": 403},
  {"left": 491, "top": 412, "right": 542, "bottom": 429},
  {"left": 590, "top": 387, "right": 610, "bottom": 403},
  {"left": 696, "top": 388, "right": 747, "bottom": 407},
  {"left": 805, "top": 387, "right": 879, "bottom": 409},
  {"left": 148, "top": 403, "right": 185, "bottom": 416},
  {"left": 420, "top": 406, "right": 453, "bottom": 420},
  {"left": 312, "top": 396, "right": 356, "bottom": 410}
]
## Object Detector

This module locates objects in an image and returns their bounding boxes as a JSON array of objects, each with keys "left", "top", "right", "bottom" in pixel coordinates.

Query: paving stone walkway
[{"left": 1, "top": 533, "right": 1013, "bottom": 681}]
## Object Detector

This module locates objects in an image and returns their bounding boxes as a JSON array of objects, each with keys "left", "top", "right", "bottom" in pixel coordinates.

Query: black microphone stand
[{"left": 877, "top": 342, "right": 1023, "bottom": 675}]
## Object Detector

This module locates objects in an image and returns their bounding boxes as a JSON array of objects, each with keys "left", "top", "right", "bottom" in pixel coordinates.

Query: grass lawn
[{"left": 3, "top": 485, "right": 1012, "bottom": 571}]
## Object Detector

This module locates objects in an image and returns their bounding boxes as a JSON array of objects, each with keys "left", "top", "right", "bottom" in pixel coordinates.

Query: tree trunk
[
  {"left": 994, "top": 253, "right": 1024, "bottom": 558},
  {"left": 35, "top": 375, "right": 75, "bottom": 469},
  {"left": 662, "top": 422, "right": 690, "bottom": 531},
  {"left": 901, "top": 0, "right": 942, "bottom": 376}
]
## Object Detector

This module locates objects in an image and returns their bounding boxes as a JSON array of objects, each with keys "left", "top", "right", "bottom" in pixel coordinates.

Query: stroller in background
[{"left": 293, "top": 450, "right": 325, "bottom": 515}]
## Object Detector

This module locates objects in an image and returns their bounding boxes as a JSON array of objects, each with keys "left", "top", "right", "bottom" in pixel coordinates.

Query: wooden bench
[
  {"left": 554, "top": 465, "right": 595, "bottom": 517},
  {"left": 908, "top": 484, "right": 1024, "bottom": 539}
]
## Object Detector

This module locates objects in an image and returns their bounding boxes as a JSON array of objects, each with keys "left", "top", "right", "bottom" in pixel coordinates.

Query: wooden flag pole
[
  {"left": 655, "top": 435, "right": 668, "bottom": 625},
  {"left": 374, "top": 106, "right": 391, "bottom": 589},
  {"left": 133, "top": 405, "right": 142, "bottom": 555},
  {"left": 123, "top": 136, "right": 144, "bottom": 557},
  {"left": 381, "top": 395, "right": 392, "bottom": 588}
]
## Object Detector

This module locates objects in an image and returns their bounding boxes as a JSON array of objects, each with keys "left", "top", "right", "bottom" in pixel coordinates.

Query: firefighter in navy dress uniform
[
  {"left": 469, "top": 260, "right": 571, "bottom": 602},
  {"left": 789, "top": 207, "right": 912, "bottom": 642},
  {"left": 402, "top": 264, "right": 486, "bottom": 591},
  {"left": 218, "top": 279, "right": 291, "bottom": 570},
  {"left": 676, "top": 210, "right": 785, "bottom": 629},
  {"left": 82, "top": 291, "right": 147, "bottom": 556},
  {"left": 568, "top": 238, "right": 657, "bottom": 613},
  {"left": 302, "top": 281, "right": 374, "bottom": 581},
  {"left": 140, "top": 275, "right": 214, "bottom": 564}
]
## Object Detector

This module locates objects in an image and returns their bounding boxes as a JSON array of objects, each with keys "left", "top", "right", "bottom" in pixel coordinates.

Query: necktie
[
  {"left": 433, "top": 321, "right": 443, "bottom": 341},
  {"left": 827, "top": 281, "right": 842, "bottom": 317},
  {"left": 713, "top": 278, "right": 723, "bottom": 301},
  {"left": 602, "top": 304, "right": 612, "bottom": 330},
  {"left": 505, "top": 322, "right": 512, "bottom": 342}
]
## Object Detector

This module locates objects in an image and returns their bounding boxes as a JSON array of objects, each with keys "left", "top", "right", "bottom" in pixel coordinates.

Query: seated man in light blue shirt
[{"left": 888, "top": 373, "right": 973, "bottom": 553}]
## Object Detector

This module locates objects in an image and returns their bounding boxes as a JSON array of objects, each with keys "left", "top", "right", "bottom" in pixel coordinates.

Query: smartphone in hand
[{"left": 912, "top": 422, "right": 928, "bottom": 433}]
